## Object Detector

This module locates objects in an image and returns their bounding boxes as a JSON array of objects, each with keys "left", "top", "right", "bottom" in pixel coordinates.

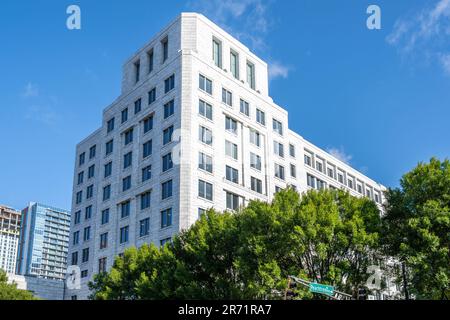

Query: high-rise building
[
  {"left": 16, "top": 203, "right": 70, "bottom": 280},
  {"left": 0, "top": 205, "right": 21, "bottom": 274},
  {"left": 65, "top": 13, "right": 386, "bottom": 299}
]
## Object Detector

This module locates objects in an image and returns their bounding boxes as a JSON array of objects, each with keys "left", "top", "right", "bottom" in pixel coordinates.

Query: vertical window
[
  {"left": 76, "top": 191, "right": 83, "bottom": 204},
  {"left": 222, "top": 88, "right": 233, "bottom": 106},
  {"left": 250, "top": 129, "right": 261, "bottom": 147},
  {"left": 134, "top": 98, "right": 142, "bottom": 114},
  {"left": 225, "top": 166, "right": 239, "bottom": 184},
  {"left": 162, "top": 180, "right": 173, "bottom": 200},
  {"left": 148, "top": 88, "right": 156, "bottom": 104},
  {"left": 82, "top": 248, "right": 89, "bottom": 263},
  {"left": 79, "top": 152, "right": 85, "bottom": 166},
  {"left": 89, "top": 145, "right": 96, "bottom": 159},
  {"left": 124, "top": 128, "right": 134, "bottom": 145},
  {"left": 140, "top": 218, "right": 150, "bottom": 236},
  {"left": 307, "top": 174, "right": 316, "bottom": 188},
  {"left": 121, "top": 201, "right": 130, "bottom": 218},
  {"left": 162, "top": 37, "right": 169, "bottom": 63},
  {"left": 240, "top": 99, "right": 250, "bottom": 116},
  {"left": 274, "top": 141, "right": 284, "bottom": 158},
  {"left": 83, "top": 226, "right": 91, "bottom": 241},
  {"left": 246, "top": 61, "right": 255, "bottom": 89},
  {"left": 85, "top": 205, "right": 92, "bottom": 220},
  {"left": 225, "top": 141, "right": 238, "bottom": 160},
  {"left": 120, "top": 226, "right": 129, "bottom": 244},
  {"left": 251, "top": 177, "right": 263, "bottom": 194},
  {"left": 225, "top": 116, "right": 237, "bottom": 134},
  {"left": 147, "top": 49, "right": 154, "bottom": 73},
  {"left": 143, "top": 114, "right": 154, "bottom": 133},
  {"left": 199, "top": 74, "right": 213, "bottom": 94},
  {"left": 275, "top": 164, "right": 285, "bottom": 180},
  {"left": 101, "top": 209, "right": 109, "bottom": 225},
  {"left": 161, "top": 208, "right": 172, "bottom": 228},
  {"left": 71, "top": 252, "right": 78, "bottom": 265},
  {"left": 289, "top": 144, "right": 296, "bottom": 158},
  {"left": 88, "top": 165, "right": 95, "bottom": 179},
  {"left": 143, "top": 140, "right": 153, "bottom": 158},
  {"left": 98, "top": 257, "right": 107, "bottom": 273},
  {"left": 198, "top": 180, "right": 213, "bottom": 201},
  {"left": 256, "top": 109, "right": 266, "bottom": 126},
  {"left": 141, "top": 191, "right": 151, "bottom": 210},
  {"left": 121, "top": 108, "right": 128, "bottom": 124},
  {"left": 77, "top": 172, "right": 84, "bottom": 185},
  {"left": 103, "top": 185, "right": 111, "bottom": 201},
  {"left": 74, "top": 211, "right": 81, "bottom": 224},
  {"left": 122, "top": 176, "right": 131, "bottom": 192},
  {"left": 73, "top": 231, "right": 79, "bottom": 245},
  {"left": 107, "top": 118, "right": 115, "bottom": 133},
  {"left": 86, "top": 185, "right": 94, "bottom": 199},
  {"left": 272, "top": 119, "right": 283, "bottom": 135},
  {"left": 198, "top": 152, "right": 213, "bottom": 173},
  {"left": 230, "top": 50, "right": 239, "bottom": 79},
  {"left": 226, "top": 192, "right": 239, "bottom": 210},
  {"left": 124, "top": 152, "right": 132, "bottom": 169},
  {"left": 142, "top": 165, "right": 152, "bottom": 182},
  {"left": 163, "top": 126, "right": 174, "bottom": 145},
  {"left": 162, "top": 153, "right": 173, "bottom": 172},
  {"left": 290, "top": 164, "right": 297, "bottom": 178},
  {"left": 198, "top": 100, "right": 213, "bottom": 120},
  {"left": 105, "top": 139, "right": 114, "bottom": 156},
  {"left": 134, "top": 60, "right": 140, "bottom": 83},
  {"left": 164, "top": 75, "right": 175, "bottom": 93},
  {"left": 164, "top": 100, "right": 175, "bottom": 118},
  {"left": 304, "top": 153, "right": 312, "bottom": 166},
  {"left": 250, "top": 153, "right": 261, "bottom": 171},
  {"left": 199, "top": 126, "right": 213, "bottom": 145},
  {"left": 212, "top": 38, "right": 222, "bottom": 68},
  {"left": 104, "top": 162, "right": 112, "bottom": 178}
]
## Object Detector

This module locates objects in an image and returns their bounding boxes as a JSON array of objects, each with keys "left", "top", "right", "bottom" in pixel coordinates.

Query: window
[
  {"left": 85, "top": 205, "right": 92, "bottom": 220},
  {"left": 250, "top": 129, "right": 261, "bottom": 147},
  {"left": 161, "top": 208, "right": 172, "bottom": 228},
  {"left": 120, "top": 226, "right": 129, "bottom": 244},
  {"left": 78, "top": 154, "right": 86, "bottom": 169},
  {"left": 162, "top": 153, "right": 173, "bottom": 172},
  {"left": 162, "top": 180, "right": 173, "bottom": 200},
  {"left": 143, "top": 140, "right": 153, "bottom": 158},
  {"left": 198, "top": 180, "right": 213, "bottom": 201},
  {"left": 240, "top": 99, "right": 250, "bottom": 116},
  {"left": 134, "top": 98, "right": 142, "bottom": 114},
  {"left": 317, "top": 178, "right": 326, "bottom": 190},
  {"left": 316, "top": 160, "right": 324, "bottom": 173},
  {"left": 103, "top": 185, "right": 111, "bottom": 201},
  {"left": 225, "top": 116, "right": 237, "bottom": 134},
  {"left": 198, "top": 208, "right": 206, "bottom": 218},
  {"left": 251, "top": 177, "right": 263, "bottom": 194},
  {"left": 87, "top": 165, "right": 95, "bottom": 179},
  {"left": 101, "top": 209, "right": 109, "bottom": 225},
  {"left": 256, "top": 109, "right": 266, "bottom": 126},
  {"left": 142, "top": 165, "right": 152, "bottom": 182},
  {"left": 357, "top": 184, "right": 363, "bottom": 194},
  {"left": 307, "top": 174, "right": 316, "bottom": 188},
  {"left": 71, "top": 252, "right": 78, "bottom": 265},
  {"left": 289, "top": 144, "right": 296, "bottom": 158},
  {"left": 82, "top": 248, "right": 89, "bottom": 263},
  {"left": 199, "top": 74, "right": 213, "bottom": 94},
  {"left": 272, "top": 119, "right": 283, "bottom": 135},
  {"left": 290, "top": 164, "right": 297, "bottom": 178},
  {"left": 226, "top": 192, "right": 239, "bottom": 210},
  {"left": 275, "top": 164, "right": 285, "bottom": 180},
  {"left": 121, "top": 201, "right": 130, "bottom": 218},
  {"left": 121, "top": 108, "right": 128, "bottom": 124},
  {"left": 225, "top": 140, "right": 238, "bottom": 160},
  {"left": 164, "top": 75, "right": 175, "bottom": 93},
  {"left": 72, "top": 231, "right": 79, "bottom": 245},
  {"left": 83, "top": 226, "right": 91, "bottom": 241},
  {"left": 134, "top": 60, "right": 140, "bottom": 83},
  {"left": 74, "top": 210, "right": 81, "bottom": 224},
  {"left": 143, "top": 114, "right": 154, "bottom": 133},
  {"left": 124, "top": 152, "right": 132, "bottom": 169},
  {"left": 164, "top": 100, "right": 175, "bottom": 118},
  {"left": 212, "top": 38, "right": 222, "bottom": 68},
  {"left": 124, "top": 128, "right": 133, "bottom": 145},
  {"left": 199, "top": 126, "right": 213, "bottom": 145},
  {"left": 374, "top": 192, "right": 380, "bottom": 203},
  {"left": 147, "top": 49, "right": 154, "bottom": 73},
  {"left": 98, "top": 257, "right": 107, "bottom": 273},
  {"left": 140, "top": 218, "right": 150, "bottom": 237},
  {"left": 230, "top": 50, "right": 239, "bottom": 79},
  {"left": 162, "top": 37, "right": 168, "bottom": 62},
  {"left": 304, "top": 153, "right": 312, "bottom": 166},
  {"left": 198, "top": 152, "right": 213, "bottom": 173},
  {"left": 347, "top": 177, "right": 354, "bottom": 189},
  {"left": 141, "top": 191, "right": 151, "bottom": 210},
  {"left": 122, "top": 176, "right": 131, "bottom": 192},
  {"left": 81, "top": 270, "right": 88, "bottom": 278},
  {"left": 222, "top": 88, "right": 233, "bottom": 106},
  {"left": 327, "top": 167, "right": 334, "bottom": 178},
  {"left": 160, "top": 238, "right": 171, "bottom": 246},
  {"left": 366, "top": 189, "right": 372, "bottom": 199},
  {"left": 226, "top": 166, "right": 239, "bottom": 184},
  {"left": 105, "top": 139, "right": 114, "bottom": 156},
  {"left": 86, "top": 185, "right": 94, "bottom": 199},
  {"left": 338, "top": 172, "right": 344, "bottom": 184},
  {"left": 199, "top": 100, "right": 213, "bottom": 120},
  {"left": 274, "top": 141, "right": 284, "bottom": 158},
  {"left": 148, "top": 88, "right": 156, "bottom": 104},
  {"left": 104, "top": 162, "right": 112, "bottom": 178},
  {"left": 76, "top": 191, "right": 82, "bottom": 204},
  {"left": 107, "top": 118, "right": 115, "bottom": 133},
  {"left": 163, "top": 126, "right": 174, "bottom": 145},
  {"left": 89, "top": 145, "right": 96, "bottom": 159},
  {"left": 250, "top": 153, "right": 261, "bottom": 171},
  {"left": 77, "top": 172, "right": 84, "bottom": 185},
  {"left": 247, "top": 61, "right": 255, "bottom": 89}
]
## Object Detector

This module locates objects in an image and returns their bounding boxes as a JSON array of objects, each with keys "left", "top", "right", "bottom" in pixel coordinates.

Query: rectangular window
[
  {"left": 85, "top": 205, "right": 92, "bottom": 220},
  {"left": 76, "top": 191, "right": 82, "bottom": 204},
  {"left": 89, "top": 145, "right": 96, "bottom": 159},
  {"left": 164, "top": 100, "right": 175, "bottom": 119},
  {"left": 226, "top": 192, "right": 239, "bottom": 210},
  {"left": 81, "top": 270, "right": 88, "bottom": 278},
  {"left": 304, "top": 153, "right": 312, "bottom": 166},
  {"left": 147, "top": 49, "right": 154, "bottom": 73},
  {"left": 246, "top": 61, "right": 255, "bottom": 90},
  {"left": 86, "top": 185, "right": 94, "bottom": 199},
  {"left": 274, "top": 141, "right": 284, "bottom": 158},
  {"left": 82, "top": 248, "right": 89, "bottom": 263},
  {"left": 163, "top": 126, "right": 174, "bottom": 145},
  {"left": 124, "top": 128, "right": 133, "bottom": 145},
  {"left": 124, "top": 152, "right": 132, "bottom": 169},
  {"left": 199, "top": 100, "right": 213, "bottom": 120},
  {"left": 251, "top": 177, "right": 263, "bottom": 194},
  {"left": 289, "top": 144, "right": 296, "bottom": 158},
  {"left": 162, "top": 37, "right": 168, "bottom": 62},
  {"left": 240, "top": 99, "right": 250, "bottom": 116},
  {"left": 222, "top": 88, "right": 233, "bottom": 106},
  {"left": 225, "top": 140, "right": 238, "bottom": 160},
  {"left": 256, "top": 109, "right": 266, "bottom": 126},
  {"left": 98, "top": 257, "right": 107, "bottom": 273},
  {"left": 101, "top": 209, "right": 109, "bottom": 225},
  {"left": 198, "top": 152, "right": 213, "bottom": 173},
  {"left": 83, "top": 226, "right": 91, "bottom": 241},
  {"left": 148, "top": 87, "right": 156, "bottom": 105},
  {"left": 272, "top": 119, "right": 283, "bottom": 135},
  {"left": 225, "top": 116, "right": 237, "bottom": 134},
  {"left": 212, "top": 38, "right": 222, "bottom": 68},
  {"left": 107, "top": 118, "right": 115, "bottom": 133},
  {"left": 141, "top": 191, "right": 151, "bottom": 210},
  {"left": 225, "top": 166, "right": 239, "bottom": 184},
  {"left": 290, "top": 164, "right": 297, "bottom": 178},
  {"left": 328, "top": 167, "right": 334, "bottom": 179},
  {"left": 307, "top": 174, "right": 316, "bottom": 188},
  {"left": 77, "top": 172, "right": 84, "bottom": 185},
  {"left": 199, "top": 126, "right": 213, "bottom": 145},
  {"left": 164, "top": 74, "right": 175, "bottom": 93},
  {"left": 162, "top": 180, "right": 173, "bottom": 200},
  {"left": 143, "top": 114, "right": 154, "bottom": 133},
  {"left": 122, "top": 176, "right": 131, "bottom": 192},
  {"left": 316, "top": 160, "right": 324, "bottom": 173},
  {"left": 198, "top": 180, "right": 213, "bottom": 201},
  {"left": 134, "top": 60, "right": 140, "bottom": 83},
  {"left": 162, "top": 153, "right": 173, "bottom": 172},
  {"left": 161, "top": 208, "right": 173, "bottom": 228},
  {"left": 143, "top": 140, "right": 153, "bottom": 158},
  {"left": 74, "top": 210, "right": 81, "bottom": 224},
  {"left": 71, "top": 252, "right": 78, "bottom": 265},
  {"left": 103, "top": 185, "right": 111, "bottom": 201},
  {"left": 121, "top": 200, "right": 130, "bottom": 218},
  {"left": 250, "top": 152, "right": 261, "bottom": 171},
  {"left": 250, "top": 129, "right": 261, "bottom": 147},
  {"left": 121, "top": 108, "right": 128, "bottom": 124},
  {"left": 140, "top": 218, "right": 150, "bottom": 237},
  {"left": 142, "top": 165, "right": 152, "bottom": 182},
  {"left": 88, "top": 165, "right": 95, "bottom": 179},
  {"left": 105, "top": 139, "right": 114, "bottom": 156},
  {"left": 230, "top": 50, "right": 239, "bottom": 79},
  {"left": 275, "top": 164, "right": 285, "bottom": 180},
  {"left": 199, "top": 74, "right": 213, "bottom": 94},
  {"left": 79, "top": 152, "right": 85, "bottom": 166},
  {"left": 120, "top": 226, "right": 129, "bottom": 244},
  {"left": 134, "top": 98, "right": 142, "bottom": 114},
  {"left": 73, "top": 231, "right": 79, "bottom": 245},
  {"left": 104, "top": 162, "right": 112, "bottom": 178}
]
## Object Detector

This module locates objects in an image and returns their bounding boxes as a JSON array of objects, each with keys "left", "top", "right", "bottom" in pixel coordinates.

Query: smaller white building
[{"left": 7, "top": 273, "right": 65, "bottom": 300}]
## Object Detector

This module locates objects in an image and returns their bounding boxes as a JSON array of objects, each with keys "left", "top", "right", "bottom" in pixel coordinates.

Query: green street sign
[{"left": 309, "top": 283, "right": 335, "bottom": 296}]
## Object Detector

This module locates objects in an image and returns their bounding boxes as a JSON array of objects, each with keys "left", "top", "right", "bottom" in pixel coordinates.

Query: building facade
[
  {"left": 16, "top": 203, "right": 70, "bottom": 280},
  {"left": 0, "top": 205, "right": 21, "bottom": 274},
  {"left": 65, "top": 13, "right": 386, "bottom": 299},
  {"left": 7, "top": 273, "right": 65, "bottom": 300}
]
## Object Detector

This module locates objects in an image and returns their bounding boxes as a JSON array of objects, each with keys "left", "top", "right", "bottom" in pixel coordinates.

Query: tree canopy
[{"left": 0, "top": 269, "right": 37, "bottom": 300}]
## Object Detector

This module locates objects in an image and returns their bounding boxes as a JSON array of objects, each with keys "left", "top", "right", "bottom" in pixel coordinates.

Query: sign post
[{"left": 309, "top": 283, "right": 335, "bottom": 296}]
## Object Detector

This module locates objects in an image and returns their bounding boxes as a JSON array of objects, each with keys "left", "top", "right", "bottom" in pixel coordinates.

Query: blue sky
[{"left": 0, "top": 0, "right": 449, "bottom": 210}]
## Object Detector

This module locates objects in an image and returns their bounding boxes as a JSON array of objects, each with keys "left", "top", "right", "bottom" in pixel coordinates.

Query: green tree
[
  {"left": 0, "top": 269, "right": 37, "bottom": 300},
  {"left": 382, "top": 158, "right": 450, "bottom": 299}
]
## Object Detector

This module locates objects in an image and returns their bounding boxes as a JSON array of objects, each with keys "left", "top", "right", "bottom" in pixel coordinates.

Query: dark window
[
  {"left": 124, "top": 152, "right": 132, "bottom": 169},
  {"left": 103, "top": 185, "right": 111, "bottom": 201},
  {"left": 143, "top": 140, "right": 152, "bottom": 158},
  {"left": 107, "top": 118, "right": 115, "bottom": 133},
  {"left": 124, "top": 128, "right": 133, "bottom": 145},
  {"left": 89, "top": 145, "right": 96, "bottom": 159},
  {"left": 198, "top": 180, "right": 213, "bottom": 201},
  {"left": 140, "top": 218, "right": 150, "bottom": 237},
  {"left": 121, "top": 201, "right": 130, "bottom": 218},
  {"left": 163, "top": 126, "right": 174, "bottom": 145},
  {"left": 164, "top": 100, "right": 175, "bottom": 118},
  {"left": 148, "top": 88, "right": 156, "bottom": 104},
  {"left": 105, "top": 140, "right": 114, "bottom": 156},
  {"left": 162, "top": 37, "right": 168, "bottom": 62},
  {"left": 164, "top": 74, "right": 175, "bottom": 93},
  {"left": 104, "top": 162, "right": 112, "bottom": 178},
  {"left": 161, "top": 180, "right": 173, "bottom": 200},
  {"left": 199, "top": 74, "right": 212, "bottom": 94},
  {"left": 141, "top": 191, "right": 151, "bottom": 210},
  {"left": 79, "top": 152, "right": 85, "bottom": 166},
  {"left": 161, "top": 208, "right": 172, "bottom": 228},
  {"left": 71, "top": 252, "right": 78, "bottom": 265},
  {"left": 101, "top": 209, "right": 109, "bottom": 225},
  {"left": 134, "top": 98, "right": 142, "bottom": 114},
  {"left": 143, "top": 115, "right": 154, "bottom": 133},
  {"left": 121, "top": 108, "right": 128, "bottom": 124},
  {"left": 85, "top": 205, "right": 92, "bottom": 220},
  {"left": 82, "top": 248, "right": 89, "bottom": 263},
  {"left": 142, "top": 165, "right": 152, "bottom": 182},
  {"left": 120, "top": 226, "right": 129, "bottom": 244},
  {"left": 122, "top": 176, "right": 131, "bottom": 192},
  {"left": 162, "top": 153, "right": 173, "bottom": 172}
]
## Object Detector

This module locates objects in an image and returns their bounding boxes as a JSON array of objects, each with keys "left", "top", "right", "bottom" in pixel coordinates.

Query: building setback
[
  {"left": 0, "top": 205, "right": 21, "bottom": 274},
  {"left": 65, "top": 13, "right": 386, "bottom": 300},
  {"left": 16, "top": 203, "right": 70, "bottom": 281}
]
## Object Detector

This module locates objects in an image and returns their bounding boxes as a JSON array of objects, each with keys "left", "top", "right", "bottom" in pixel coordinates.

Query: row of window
[{"left": 133, "top": 35, "right": 169, "bottom": 84}]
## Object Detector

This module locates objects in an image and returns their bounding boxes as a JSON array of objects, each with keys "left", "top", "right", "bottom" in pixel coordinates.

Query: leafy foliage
[{"left": 0, "top": 269, "right": 37, "bottom": 300}]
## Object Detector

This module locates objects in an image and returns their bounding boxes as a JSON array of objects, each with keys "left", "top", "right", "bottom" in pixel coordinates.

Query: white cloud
[
  {"left": 22, "top": 82, "right": 39, "bottom": 98},
  {"left": 439, "top": 53, "right": 450, "bottom": 74},
  {"left": 327, "top": 147, "right": 353, "bottom": 165},
  {"left": 268, "top": 61, "right": 290, "bottom": 80}
]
